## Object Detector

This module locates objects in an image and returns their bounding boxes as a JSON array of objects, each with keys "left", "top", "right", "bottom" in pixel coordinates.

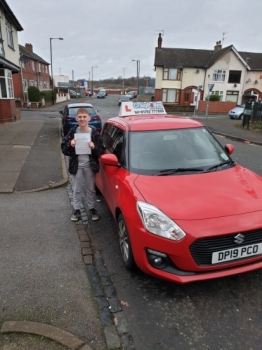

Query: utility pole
[{"left": 123, "top": 68, "right": 125, "bottom": 94}]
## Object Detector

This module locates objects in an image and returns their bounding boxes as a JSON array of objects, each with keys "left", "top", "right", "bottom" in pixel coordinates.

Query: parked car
[
  {"left": 97, "top": 91, "right": 106, "bottom": 99},
  {"left": 60, "top": 103, "right": 102, "bottom": 135},
  {"left": 85, "top": 90, "right": 93, "bottom": 97},
  {"left": 126, "top": 91, "right": 137, "bottom": 99},
  {"left": 144, "top": 87, "right": 155, "bottom": 95},
  {"left": 118, "top": 95, "right": 131, "bottom": 106},
  {"left": 228, "top": 105, "right": 245, "bottom": 119},
  {"left": 99, "top": 89, "right": 107, "bottom": 96},
  {"left": 69, "top": 90, "right": 80, "bottom": 98},
  {"left": 96, "top": 101, "right": 262, "bottom": 284}
]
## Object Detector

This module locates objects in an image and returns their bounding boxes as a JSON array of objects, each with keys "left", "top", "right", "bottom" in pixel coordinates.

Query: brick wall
[
  {"left": 198, "top": 101, "right": 237, "bottom": 113},
  {"left": 0, "top": 99, "right": 16, "bottom": 123}
]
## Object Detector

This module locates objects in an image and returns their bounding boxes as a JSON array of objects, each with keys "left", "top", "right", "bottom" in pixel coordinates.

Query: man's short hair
[{"left": 77, "top": 108, "right": 89, "bottom": 116}]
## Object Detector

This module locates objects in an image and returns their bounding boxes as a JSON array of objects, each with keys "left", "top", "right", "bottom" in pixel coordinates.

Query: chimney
[
  {"left": 157, "top": 33, "right": 162, "bottom": 49},
  {"left": 214, "top": 40, "right": 222, "bottom": 51},
  {"left": 25, "top": 43, "right": 33, "bottom": 52}
]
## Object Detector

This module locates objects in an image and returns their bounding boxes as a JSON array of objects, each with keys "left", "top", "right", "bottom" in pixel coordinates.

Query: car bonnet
[{"left": 133, "top": 165, "right": 262, "bottom": 220}]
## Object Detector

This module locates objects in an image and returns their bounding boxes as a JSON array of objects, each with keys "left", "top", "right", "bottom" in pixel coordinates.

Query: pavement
[{"left": 0, "top": 107, "right": 261, "bottom": 350}]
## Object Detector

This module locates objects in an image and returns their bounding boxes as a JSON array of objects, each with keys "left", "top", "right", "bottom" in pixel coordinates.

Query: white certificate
[{"left": 74, "top": 133, "right": 91, "bottom": 154}]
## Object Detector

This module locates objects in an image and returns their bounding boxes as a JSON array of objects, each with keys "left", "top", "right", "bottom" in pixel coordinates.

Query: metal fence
[
  {"left": 252, "top": 102, "right": 262, "bottom": 123},
  {"left": 242, "top": 101, "right": 262, "bottom": 128}
]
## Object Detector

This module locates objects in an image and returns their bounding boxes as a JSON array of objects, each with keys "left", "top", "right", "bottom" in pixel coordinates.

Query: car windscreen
[
  {"left": 129, "top": 127, "right": 233, "bottom": 175},
  {"left": 68, "top": 106, "right": 97, "bottom": 117}
]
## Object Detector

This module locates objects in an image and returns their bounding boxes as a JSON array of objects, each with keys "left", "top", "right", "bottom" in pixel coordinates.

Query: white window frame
[
  {"left": 22, "top": 78, "right": 28, "bottom": 92},
  {"left": 39, "top": 81, "right": 43, "bottom": 90},
  {"left": 0, "top": 69, "right": 14, "bottom": 98},
  {"left": 212, "top": 70, "right": 226, "bottom": 82},
  {"left": 29, "top": 80, "right": 34, "bottom": 86},
  {"left": 32, "top": 61, "right": 35, "bottom": 71},
  {"left": 5, "top": 20, "right": 14, "bottom": 49},
  {"left": 211, "top": 90, "right": 223, "bottom": 101}
]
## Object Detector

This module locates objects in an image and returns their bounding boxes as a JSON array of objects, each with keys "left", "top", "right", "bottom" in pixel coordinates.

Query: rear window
[{"left": 68, "top": 106, "right": 96, "bottom": 116}]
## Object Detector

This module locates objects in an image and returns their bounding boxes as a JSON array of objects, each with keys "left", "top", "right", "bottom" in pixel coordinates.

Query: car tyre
[
  {"left": 239, "top": 113, "right": 243, "bottom": 120},
  {"left": 117, "top": 213, "right": 135, "bottom": 270}
]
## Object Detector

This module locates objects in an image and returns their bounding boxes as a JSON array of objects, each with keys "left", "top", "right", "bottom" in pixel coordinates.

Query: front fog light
[{"left": 147, "top": 248, "right": 168, "bottom": 269}]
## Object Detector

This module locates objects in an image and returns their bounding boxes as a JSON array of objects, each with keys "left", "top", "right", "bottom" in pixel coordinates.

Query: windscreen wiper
[
  {"left": 158, "top": 167, "right": 204, "bottom": 176},
  {"left": 205, "top": 161, "right": 232, "bottom": 172}
]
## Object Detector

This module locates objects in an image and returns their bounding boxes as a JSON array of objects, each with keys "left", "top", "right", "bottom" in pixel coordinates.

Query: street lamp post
[
  {"left": 50, "top": 37, "right": 63, "bottom": 105},
  {"left": 123, "top": 68, "right": 126, "bottom": 94},
  {"left": 91, "top": 66, "right": 98, "bottom": 93},
  {"left": 132, "top": 59, "right": 140, "bottom": 97},
  {"left": 242, "top": 57, "right": 250, "bottom": 104}
]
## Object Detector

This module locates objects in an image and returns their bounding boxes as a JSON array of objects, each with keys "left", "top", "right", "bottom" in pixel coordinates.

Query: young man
[{"left": 61, "top": 108, "right": 105, "bottom": 222}]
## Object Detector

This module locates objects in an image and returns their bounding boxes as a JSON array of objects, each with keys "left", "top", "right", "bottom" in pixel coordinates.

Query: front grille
[{"left": 190, "top": 229, "right": 262, "bottom": 266}]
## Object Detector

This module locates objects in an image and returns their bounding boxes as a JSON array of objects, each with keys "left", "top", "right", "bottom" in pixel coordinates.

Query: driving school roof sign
[{"left": 119, "top": 101, "right": 166, "bottom": 117}]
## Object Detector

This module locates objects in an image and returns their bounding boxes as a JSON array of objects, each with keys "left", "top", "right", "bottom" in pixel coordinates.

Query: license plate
[{"left": 212, "top": 243, "right": 262, "bottom": 264}]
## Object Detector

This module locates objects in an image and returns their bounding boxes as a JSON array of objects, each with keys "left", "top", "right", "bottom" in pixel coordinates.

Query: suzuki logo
[{"left": 234, "top": 233, "right": 244, "bottom": 244}]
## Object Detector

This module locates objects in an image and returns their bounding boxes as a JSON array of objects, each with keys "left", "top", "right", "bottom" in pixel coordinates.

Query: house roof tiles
[
  {"left": 19, "top": 45, "right": 49, "bottom": 65},
  {"left": 154, "top": 45, "right": 262, "bottom": 71}
]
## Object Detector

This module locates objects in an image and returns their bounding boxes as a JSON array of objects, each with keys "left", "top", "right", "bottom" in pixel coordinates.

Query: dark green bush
[
  {"left": 41, "top": 90, "right": 56, "bottom": 102},
  {"left": 206, "top": 94, "right": 221, "bottom": 101},
  {"left": 28, "top": 86, "right": 41, "bottom": 102}
]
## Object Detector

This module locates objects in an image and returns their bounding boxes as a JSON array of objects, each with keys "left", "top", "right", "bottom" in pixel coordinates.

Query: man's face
[{"left": 76, "top": 113, "right": 90, "bottom": 126}]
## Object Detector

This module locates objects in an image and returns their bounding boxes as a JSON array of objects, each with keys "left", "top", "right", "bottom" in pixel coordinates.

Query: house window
[
  {"left": 226, "top": 90, "right": 239, "bottom": 102},
  {"left": 211, "top": 90, "right": 223, "bottom": 101},
  {"left": 38, "top": 62, "right": 41, "bottom": 72},
  {"left": 0, "top": 69, "right": 14, "bottom": 98},
  {"left": 43, "top": 81, "right": 49, "bottom": 89},
  {"left": 163, "top": 68, "right": 181, "bottom": 80},
  {"left": 34, "top": 80, "right": 37, "bottom": 87},
  {"left": 39, "top": 81, "right": 43, "bottom": 89},
  {"left": 228, "top": 70, "right": 241, "bottom": 84},
  {"left": 162, "top": 88, "right": 180, "bottom": 103},
  {"left": 45, "top": 65, "right": 48, "bottom": 73},
  {"left": 212, "top": 70, "right": 226, "bottom": 82},
  {"left": 29, "top": 80, "right": 34, "bottom": 86},
  {"left": 22, "top": 79, "right": 28, "bottom": 92},
  {"left": 21, "top": 61, "right": 25, "bottom": 69},
  {"left": 32, "top": 61, "right": 35, "bottom": 71},
  {"left": 0, "top": 23, "right": 4, "bottom": 57},
  {"left": 5, "top": 21, "right": 14, "bottom": 49}
]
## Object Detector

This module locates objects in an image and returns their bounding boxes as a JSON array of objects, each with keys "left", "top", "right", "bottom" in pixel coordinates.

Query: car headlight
[{"left": 136, "top": 201, "right": 186, "bottom": 241}]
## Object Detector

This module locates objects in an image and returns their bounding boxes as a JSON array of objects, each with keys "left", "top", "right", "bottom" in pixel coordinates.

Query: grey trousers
[{"left": 73, "top": 166, "right": 96, "bottom": 210}]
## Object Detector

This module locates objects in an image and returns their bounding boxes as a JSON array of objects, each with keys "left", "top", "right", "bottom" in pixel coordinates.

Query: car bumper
[{"left": 124, "top": 209, "right": 262, "bottom": 284}]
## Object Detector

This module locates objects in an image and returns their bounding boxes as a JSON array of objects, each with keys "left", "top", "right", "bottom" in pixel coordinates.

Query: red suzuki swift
[{"left": 95, "top": 102, "right": 262, "bottom": 284}]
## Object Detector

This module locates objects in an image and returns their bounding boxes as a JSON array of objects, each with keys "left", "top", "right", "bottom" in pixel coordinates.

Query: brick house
[
  {"left": 0, "top": 0, "right": 23, "bottom": 123},
  {"left": 13, "top": 44, "right": 50, "bottom": 104},
  {"left": 154, "top": 34, "right": 262, "bottom": 112}
]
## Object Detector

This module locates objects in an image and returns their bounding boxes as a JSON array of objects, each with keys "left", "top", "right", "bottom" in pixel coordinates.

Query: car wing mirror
[
  {"left": 225, "top": 144, "right": 234, "bottom": 155},
  {"left": 100, "top": 154, "right": 119, "bottom": 166}
]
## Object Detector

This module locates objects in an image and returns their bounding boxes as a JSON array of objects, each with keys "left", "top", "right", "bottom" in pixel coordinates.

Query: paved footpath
[{"left": 0, "top": 115, "right": 112, "bottom": 350}]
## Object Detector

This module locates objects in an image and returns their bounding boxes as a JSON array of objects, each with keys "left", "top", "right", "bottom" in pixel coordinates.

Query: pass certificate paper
[{"left": 74, "top": 133, "right": 91, "bottom": 154}]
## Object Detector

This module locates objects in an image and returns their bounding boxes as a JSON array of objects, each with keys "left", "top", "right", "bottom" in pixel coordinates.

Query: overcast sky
[{"left": 7, "top": 0, "right": 262, "bottom": 81}]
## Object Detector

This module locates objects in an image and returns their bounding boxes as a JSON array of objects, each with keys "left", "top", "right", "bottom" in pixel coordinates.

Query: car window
[
  {"left": 129, "top": 128, "right": 230, "bottom": 174},
  {"left": 68, "top": 106, "right": 96, "bottom": 116},
  {"left": 103, "top": 124, "right": 126, "bottom": 166}
]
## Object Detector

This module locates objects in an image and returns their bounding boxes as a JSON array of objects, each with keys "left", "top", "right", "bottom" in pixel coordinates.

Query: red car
[{"left": 96, "top": 102, "right": 262, "bottom": 284}]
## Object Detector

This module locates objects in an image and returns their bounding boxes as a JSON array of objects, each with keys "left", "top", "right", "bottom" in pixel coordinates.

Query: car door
[{"left": 96, "top": 123, "right": 127, "bottom": 215}]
